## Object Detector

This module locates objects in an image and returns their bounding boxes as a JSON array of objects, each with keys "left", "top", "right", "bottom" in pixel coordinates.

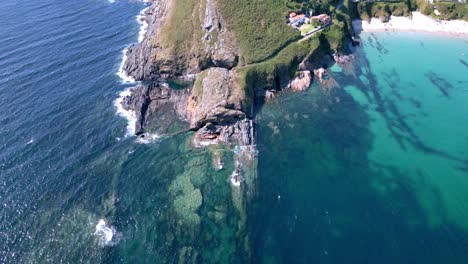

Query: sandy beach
[{"left": 352, "top": 12, "right": 468, "bottom": 35}]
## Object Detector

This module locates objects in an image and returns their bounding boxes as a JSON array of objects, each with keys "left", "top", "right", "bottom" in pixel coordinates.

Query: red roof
[{"left": 292, "top": 14, "right": 305, "bottom": 20}]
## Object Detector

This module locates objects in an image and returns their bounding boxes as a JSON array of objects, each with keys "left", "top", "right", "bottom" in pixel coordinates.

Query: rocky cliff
[
  {"left": 122, "top": 0, "right": 238, "bottom": 82},
  {"left": 121, "top": 0, "right": 253, "bottom": 147}
]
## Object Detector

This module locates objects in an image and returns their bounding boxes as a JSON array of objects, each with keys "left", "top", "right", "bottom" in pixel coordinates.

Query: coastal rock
[
  {"left": 121, "top": 68, "right": 253, "bottom": 146},
  {"left": 188, "top": 68, "right": 247, "bottom": 130},
  {"left": 192, "top": 119, "right": 253, "bottom": 146},
  {"left": 289, "top": 71, "right": 312, "bottom": 91},
  {"left": 333, "top": 53, "right": 355, "bottom": 76},
  {"left": 123, "top": 0, "right": 238, "bottom": 83},
  {"left": 122, "top": 1, "right": 172, "bottom": 81},
  {"left": 314, "top": 68, "right": 339, "bottom": 91},
  {"left": 121, "top": 84, "right": 191, "bottom": 135},
  {"left": 201, "top": 0, "right": 239, "bottom": 69}
]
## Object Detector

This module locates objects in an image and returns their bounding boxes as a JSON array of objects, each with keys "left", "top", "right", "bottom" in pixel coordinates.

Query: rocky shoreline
[
  {"left": 117, "top": 2, "right": 260, "bottom": 259},
  {"left": 114, "top": 0, "right": 355, "bottom": 261},
  {"left": 117, "top": 0, "right": 346, "bottom": 149},
  {"left": 119, "top": 0, "right": 254, "bottom": 148}
]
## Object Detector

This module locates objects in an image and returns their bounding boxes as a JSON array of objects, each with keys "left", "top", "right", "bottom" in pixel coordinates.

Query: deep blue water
[
  {"left": 0, "top": 0, "right": 144, "bottom": 261},
  {"left": 1, "top": 2, "right": 242, "bottom": 262}
]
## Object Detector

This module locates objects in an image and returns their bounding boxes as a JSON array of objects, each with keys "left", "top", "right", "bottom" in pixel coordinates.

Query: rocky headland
[
  {"left": 119, "top": 0, "right": 341, "bottom": 148},
  {"left": 121, "top": 0, "right": 253, "bottom": 147},
  {"left": 117, "top": 0, "right": 351, "bottom": 261}
]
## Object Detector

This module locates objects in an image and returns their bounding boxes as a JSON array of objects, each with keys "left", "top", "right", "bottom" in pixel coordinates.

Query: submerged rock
[{"left": 314, "top": 68, "right": 339, "bottom": 91}]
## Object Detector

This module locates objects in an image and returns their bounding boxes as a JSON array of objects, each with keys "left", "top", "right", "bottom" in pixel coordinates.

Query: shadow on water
[
  {"left": 459, "top": 59, "right": 468, "bottom": 69},
  {"left": 250, "top": 84, "right": 468, "bottom": 263},
  {"left": 337, "top": 48, "right": 468, "bottom": 165},
  {"left": 424, "top": 71, "right": 454, "bottom": 98}
]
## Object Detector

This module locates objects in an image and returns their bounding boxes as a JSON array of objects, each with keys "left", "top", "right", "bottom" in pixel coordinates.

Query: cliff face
[
  {"left": 122, "top": 0, "right": 238, "bottom": 82},
  {"left": 117, "top": 0, "right": 339, "bottom": 262},
  {"left": 121, "top": 0, "right": 253, "bottom": 147}
]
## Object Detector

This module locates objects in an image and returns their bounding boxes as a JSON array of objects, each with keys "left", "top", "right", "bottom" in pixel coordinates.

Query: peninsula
[
  {"left": 119, "top": 0, "right": 467, "bottom": 149},
  {"left": 115, "top": 0, "right": 468, "bottom": 261}
]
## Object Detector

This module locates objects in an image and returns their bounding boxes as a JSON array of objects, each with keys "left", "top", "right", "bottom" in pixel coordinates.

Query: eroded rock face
[
  {"left": 120, "top": 0, "right": 252, "bottom": 147},
  {"left": 123, "top": 0, "right": 238, "bottom": 83},
  {"left": 202, "top": 0, "right": 239, "bottom": 69},
  {"left": 121, "top": 67, "right": 253, "bottom": 146},
  {"left": 122, "top": 1, "right": 172, "bottom": 81},
  {"left": 188, "top": 68, "right": 246, "bottom": 129},
  {"left": 121, "top": 84, "right": 191, "bottom": 135},
  {"left": 289, "top": 71, "right": 312, "bottom": 91}
]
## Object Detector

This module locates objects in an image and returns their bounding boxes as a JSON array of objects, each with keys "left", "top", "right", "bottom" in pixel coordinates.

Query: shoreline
[
  {"left": 115, "top": 2, "right": 150, "bottom": 137},
  {"left": 352, "top": 12, "right": 468, "bottom": 36}
]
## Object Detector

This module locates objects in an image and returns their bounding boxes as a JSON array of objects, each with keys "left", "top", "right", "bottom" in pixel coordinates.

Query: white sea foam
[
  {"left": 94, "top": 219, "right": 116, "bottom": 246},
  {"left": 137, "top": 7, "right": 150, "bottom": 43},
  {"left": 114, "top": 88, "right": 137, "bottom": 137},
  {"left": 116, "top": 48, "right": 136, "bottom": 84},
  {"left": 135, "top": 133, "right": 160, "bottom": 144},
  {"left": 230, "top": 170, "right": 242, "bottom": 187},
  {"left": 115, "top": 4, "right": 151, "bottom": 137}
]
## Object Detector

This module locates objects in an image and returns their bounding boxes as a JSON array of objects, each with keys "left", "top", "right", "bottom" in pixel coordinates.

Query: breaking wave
[
  {"left": 94, "top": 219, "right": 118, "bottom": 247},
  {"left": 114, "top": 88, "right": 137, "bottom": 137}
]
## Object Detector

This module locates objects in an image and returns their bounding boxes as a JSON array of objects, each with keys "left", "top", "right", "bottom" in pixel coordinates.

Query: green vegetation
[
  {"left": 193, "top": 69, "right": 209, "bottom": 101},
  {"left": 434, "top": 2, "right": 468, "bottom": 20},
  {"left": 217, "top": 0, "right": 300, "bottom": 64},
  {"left": 237, "top": 36, "right": 323, "bottom": 99},
  {"left": 414, "top": 0, "right": 433, "bottom": 15},
  {"left": 154, "top": 0, "right": 205, "bottom": 73},
  {"left": 323, "top": 19, "right": 347, "bottom": 50},
  {"left": 356, "top": 1, "right": 411, "bottom": 21},
  {"left": 291, "top": 0, "right": 340, "bottom": 15},
  {"left": 354, "top": 0, "right": 467, "bottom": 21},
  {"left": 300, "top": 23, "right": 318, "bottom": 35}
]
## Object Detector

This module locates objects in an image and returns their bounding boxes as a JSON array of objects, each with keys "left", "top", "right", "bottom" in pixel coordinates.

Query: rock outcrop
[
  {"left": 202, "top": 0, "right": 239, "bottom": 69},
  {"left": 289, "top": 71, "right": 312, "bottom": 91},
  {"left": 120, "top": 0, "right": 250, "bottom": 147},
  {"left": 121, "top": 67, "right": 253, "bottom": 146},
  {"left": 122, "top": 0, "right": 238, "bottom": 83},
  {"left": 121, "top": 84, "right": 191, "bottom": 135},
  {"left": 122, "top": 0, "right": 172, "bottom": 82}
]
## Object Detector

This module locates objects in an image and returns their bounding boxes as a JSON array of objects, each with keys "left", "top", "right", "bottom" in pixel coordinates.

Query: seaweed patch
[
  {"left": 459, "top": 59, "right": 468, "bottom": 69},
  {"left": 425, "top": 71, "right": 454, "bottom": 98}
]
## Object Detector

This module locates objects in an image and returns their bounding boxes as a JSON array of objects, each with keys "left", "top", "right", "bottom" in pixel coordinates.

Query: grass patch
[
  {"left": 236, "top": 36, "right": 323, "bottom": 102},
  {"left": 323, "top": 19, "right": 346, "bottom": 51},
  {"left": 193, "top": 70, "right": 209, "bottom": 100},
  {"left": 156, "top": 0, "right": 205, "bottom": 71},
  {"left": 300, "top": 24, "right": 320, "bottom": 35},
  {"left": 217, "top": 0, "right": 300, "bottom": 64}
]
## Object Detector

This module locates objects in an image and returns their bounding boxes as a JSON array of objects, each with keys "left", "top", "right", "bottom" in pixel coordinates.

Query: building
[
  {"left": 289, "top": 13, "right": 307, "bottom": 25},
  {"left": 312, "top": 14, "right": 331, "bottom": 25}
]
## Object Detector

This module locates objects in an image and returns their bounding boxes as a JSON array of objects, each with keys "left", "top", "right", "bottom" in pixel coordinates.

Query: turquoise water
[{"left": 252, "top": 32, "right": 468, "bottom": 263}]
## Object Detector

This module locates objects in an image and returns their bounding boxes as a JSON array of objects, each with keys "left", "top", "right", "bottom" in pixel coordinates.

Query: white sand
[{"left": 352, "top": 12, "right": 468, "bottom": 35}]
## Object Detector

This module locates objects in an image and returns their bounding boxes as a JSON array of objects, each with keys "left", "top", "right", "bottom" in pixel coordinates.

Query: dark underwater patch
[
  {"left": 425, "top": 71, "right": 454, "bottom": 98},
  {"left": 459, "top": 59, "right": 468, "bottom": 69},
  {"left": 409, "top": 98, "right": 422, "bottom": 108}
]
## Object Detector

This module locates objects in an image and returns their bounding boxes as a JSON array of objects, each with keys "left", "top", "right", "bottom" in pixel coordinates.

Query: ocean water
[
  {"left": 0, "top": 1, "right": 247, "bottom": 262},
  {"left": 252, "top": 32, "right": 468, "bottom": 263},
  {"left": 1, "top": 0, "right": 468, "bottom": 263}
]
